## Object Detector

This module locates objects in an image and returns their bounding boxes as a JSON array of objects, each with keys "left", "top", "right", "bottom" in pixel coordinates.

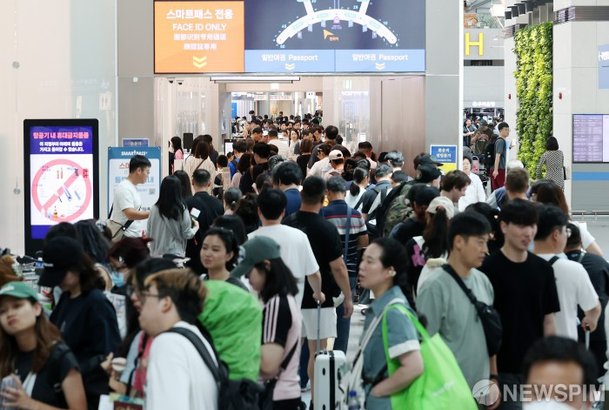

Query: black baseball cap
[
  {"left": 39, "top": 237, "right": 85, "bottom": 288},
  {"left": 418, "top": 154, "right": 443, "bottom": 167},
  {"left": 415, "top": 164, "right": 442, "bottom": 183}
]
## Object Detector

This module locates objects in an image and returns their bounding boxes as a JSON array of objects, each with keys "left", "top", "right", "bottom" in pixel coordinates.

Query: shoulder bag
[{"left": 443, "top": 264, "right": 503, "bottom": 356}]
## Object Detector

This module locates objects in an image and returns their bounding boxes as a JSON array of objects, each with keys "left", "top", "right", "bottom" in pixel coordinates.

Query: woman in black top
[
  {"left": 40, "top": 237, "right": 121, "bottom": 410},
  {"left": 0, "top": 281, "right": 86, "bottom": 409},
  {"left": 296, "top": 138, "right": 313, "bottom": 179}
]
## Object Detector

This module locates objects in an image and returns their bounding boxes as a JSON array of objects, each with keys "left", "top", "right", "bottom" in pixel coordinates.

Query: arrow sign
[
  {"left": 192, "top": 56, "right": 208, "bottom": 69},
  {"left": 323, "top": 29, "right": 334, "bottom": 39}
]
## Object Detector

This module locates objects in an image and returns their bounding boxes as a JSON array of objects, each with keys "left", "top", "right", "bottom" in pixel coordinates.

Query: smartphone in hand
[{"left": 190, "top": 208, "right": 201, "bottom": 221}]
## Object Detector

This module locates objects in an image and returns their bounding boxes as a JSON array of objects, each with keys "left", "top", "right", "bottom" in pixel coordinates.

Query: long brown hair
[{"left": 0, "top": 299, "right": 62, "bottom": 376}]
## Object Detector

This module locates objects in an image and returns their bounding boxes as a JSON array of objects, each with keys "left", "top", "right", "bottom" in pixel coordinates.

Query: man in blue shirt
[
  {"left": 228, "top": 139, "right": 246, "bottom": 178},
  {"left": 272, "top": 161, "right": 302, "bottom": 219}
]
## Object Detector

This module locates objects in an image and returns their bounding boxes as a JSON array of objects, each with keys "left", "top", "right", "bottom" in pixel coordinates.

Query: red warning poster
[{"left": 24, "top": 119, "right": 99, "bottom": 254}]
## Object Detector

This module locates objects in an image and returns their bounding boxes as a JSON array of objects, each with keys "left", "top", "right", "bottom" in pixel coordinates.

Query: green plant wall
[{"left": 514, "top": 22, "right": 553, "bottom": 176}]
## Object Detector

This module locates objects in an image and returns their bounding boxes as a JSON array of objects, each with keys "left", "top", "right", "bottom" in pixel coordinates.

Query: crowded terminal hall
[{"left": 2, "top": 1, "right": 609, "bottom": 409}]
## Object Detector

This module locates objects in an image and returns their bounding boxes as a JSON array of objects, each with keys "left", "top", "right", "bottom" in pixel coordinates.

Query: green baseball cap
[
  {"left": 230, "top": 236, "right": 281, "bottom": 278},
  {"left": 0, "top": 281, "right": 39, "bottom": 301}
]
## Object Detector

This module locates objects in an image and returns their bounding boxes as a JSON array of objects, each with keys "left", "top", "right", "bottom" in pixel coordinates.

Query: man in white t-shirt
[
  {"left": 534, "top": 205, "right": 601, "bottom": 340},
  {"left": 137, "top": 269, "right": 218, "bottom": 410},
  {"left": 247, "top": 188, "right": 324, "bottom": 308},
  {"left": 110, "top": 155, "right": 151, "bottom": 237}
]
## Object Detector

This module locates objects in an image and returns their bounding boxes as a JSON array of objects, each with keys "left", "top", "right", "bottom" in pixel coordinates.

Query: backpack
[
  {"left": 484, "top": 140, "right": 496, "bottom": 169},
  {"left": 376, "top": 181, "right": 415, "bottom": 238},
  {"left": 366, "top": 185, "right": 390, "bottom": 239},
  {"left": 198, "top": 281, "right": 263, "bottom": 382},
  {"left": 166, "top": 326, "right": 263, "bottom": 410}
]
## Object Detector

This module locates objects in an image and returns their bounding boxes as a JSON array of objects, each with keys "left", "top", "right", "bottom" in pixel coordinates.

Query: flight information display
[
  {"left": 573, "top": 114, "right": 609, "bottom": 163},
  {"left": 154, "top": 0, "right": 425, "bottom": 74}
]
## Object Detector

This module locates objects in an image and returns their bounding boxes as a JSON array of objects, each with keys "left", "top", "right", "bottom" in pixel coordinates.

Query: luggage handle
[{"left": 316, "top": 300, "right": 321, "bottom": 355}]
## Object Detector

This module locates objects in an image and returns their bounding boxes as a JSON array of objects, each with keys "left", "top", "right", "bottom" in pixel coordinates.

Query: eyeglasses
[
  {"left": 127, "top": 285, "right": 161, "bottom": 302},
  {"left": 138, "top": 291, "right": 162, "bottom": 303}
]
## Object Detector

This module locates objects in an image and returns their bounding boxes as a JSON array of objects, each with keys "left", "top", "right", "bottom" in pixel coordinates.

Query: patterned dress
[{"left": 536, "top": 149, "right": 564, "bottom": 189}]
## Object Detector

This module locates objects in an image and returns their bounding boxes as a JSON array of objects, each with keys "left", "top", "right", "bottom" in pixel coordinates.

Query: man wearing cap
[
  {"left": 414, "top": 153, "right": 444, "bottom": 169},
  {"left": 415, "top": 164, "right": 442, "bottom": 188},
  {"left": 109, "top": 155, "right": 151, "bottom": 238},
  {"left": 324, "top": 150, "right": 345, "bottom": 180}
]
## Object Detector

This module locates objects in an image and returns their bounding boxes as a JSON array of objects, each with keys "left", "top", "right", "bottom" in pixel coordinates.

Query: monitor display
[
  {"left": 154, "top": 0, "right": 425, "bottom": 74},
  {"left": 573, "top": 114, "right": 609, "bottom": 163},
  {"left": 24, "top": 119, "right": 99, "bottom": 254}
]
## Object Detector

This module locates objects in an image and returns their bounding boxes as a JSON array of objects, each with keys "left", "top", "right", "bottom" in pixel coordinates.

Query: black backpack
[{"left": 165, "top": 327, "right": 263, "bottom": 410}]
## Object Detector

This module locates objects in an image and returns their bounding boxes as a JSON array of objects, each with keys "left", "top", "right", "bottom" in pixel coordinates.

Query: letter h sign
[{"left": 465, "top": 32, "right": 484, "bottom": 57}]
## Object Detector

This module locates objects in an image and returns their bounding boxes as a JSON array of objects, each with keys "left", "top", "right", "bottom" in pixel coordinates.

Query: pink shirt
[{"left": 262, "top": 294, "right": 302, "bottom": 401}]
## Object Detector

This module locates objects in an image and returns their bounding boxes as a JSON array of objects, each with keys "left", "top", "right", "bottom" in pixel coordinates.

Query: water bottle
[{"left": 347, "top": 390, "right": 360, "bottom": 410}]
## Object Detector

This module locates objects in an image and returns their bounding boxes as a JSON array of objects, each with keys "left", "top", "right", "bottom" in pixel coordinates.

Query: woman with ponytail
[
  {"left": 403, "top": 196, "right": 455, "bottom": 297},
  {"left": 358, "top": 237, "right": 424, "bottom": 409},
  {"left": 346, "top": 167, "right": 369, "bottom": 211},
  {"left": 222, "top": 188, "right": 242, "bottom": 215}
]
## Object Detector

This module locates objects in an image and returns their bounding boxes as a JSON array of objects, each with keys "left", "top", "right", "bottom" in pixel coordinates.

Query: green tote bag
[{"left": 381, "top": 303, "right": 478, "bottom": 409}]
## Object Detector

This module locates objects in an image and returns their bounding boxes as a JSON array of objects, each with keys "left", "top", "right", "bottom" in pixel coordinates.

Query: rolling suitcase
[{"left": 313, "top": 302, "right": 347, "bottom": 410}]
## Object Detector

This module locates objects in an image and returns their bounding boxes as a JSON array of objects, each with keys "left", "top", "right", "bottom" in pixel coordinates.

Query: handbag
[
  {"left": 259, "top": 340, "right": 298, "bottom": 410},
  {"left": 382, "top": 303, "right": 478, "bottom": 410},
  {"left": 106, "top": 205, "right": 134, "bottom": 242},
  {"left": 443, "top": 264, "right": 503, "bottom": 356}
]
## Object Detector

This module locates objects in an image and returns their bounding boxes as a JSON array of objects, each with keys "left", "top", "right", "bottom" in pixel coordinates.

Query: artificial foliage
[{"left": 514, "top": 22, "right": 553, "bottom": 176}]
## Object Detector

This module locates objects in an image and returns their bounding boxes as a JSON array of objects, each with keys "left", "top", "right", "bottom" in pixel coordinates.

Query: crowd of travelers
[{"left": 0, "top": 112, "right": 603, "bottom": 410}]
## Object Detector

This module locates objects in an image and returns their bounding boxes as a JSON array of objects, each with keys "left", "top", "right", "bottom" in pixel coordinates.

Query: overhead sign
[
  {"left": 155, "top": 0, "right": 425, "bottom": 74},
  {"left": 155, "top": 1, "right": 245, "bottom": 73},
  {"left": 430, "top": 145, "right": 458, "bottom": 172},
  {"left": 24, "top": 119, "right": 99, "bottom": 254},
  {"left": 107, "top": 147, "right": 162, "bottom": 214},
  {"left": 123, "top": 138, "right": 150, "bottom": 147}
]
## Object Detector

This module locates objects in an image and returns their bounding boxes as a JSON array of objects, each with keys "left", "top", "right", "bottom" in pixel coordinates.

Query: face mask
[{"left": 110, "top": 271, "right": 125, "bottom": 288}]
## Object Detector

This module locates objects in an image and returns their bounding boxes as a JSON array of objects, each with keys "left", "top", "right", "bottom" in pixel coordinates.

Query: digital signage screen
[
  {"left": 154, "top": 0, "right": 425, "bottom": 74},
  {"left": 573, "top": 114, "right": 609, "bottom": 163},
  {"left": 24, "top": 119, "right": 99, "bottom": 254}
]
